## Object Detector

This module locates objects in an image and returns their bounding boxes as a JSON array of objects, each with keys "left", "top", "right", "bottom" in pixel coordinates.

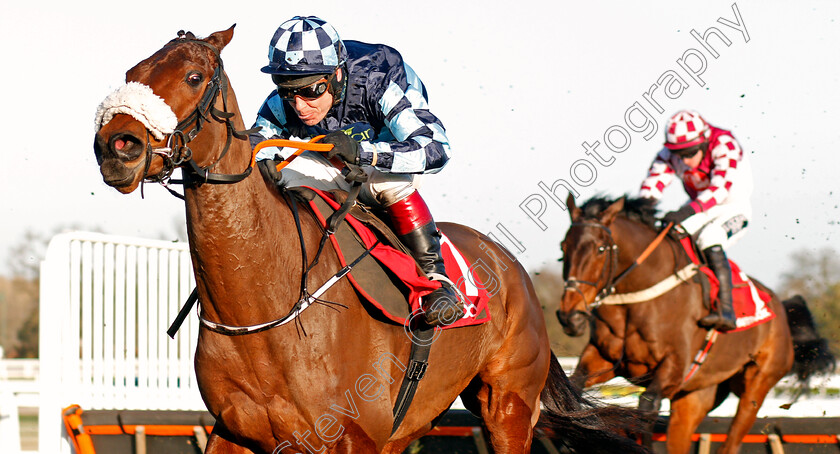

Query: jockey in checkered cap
[
  {"left": 639, "top": 110, "right": 754, "bottom": 332},
  {"left": 250, "top": 16, "right": 461, "bottom": 327}
]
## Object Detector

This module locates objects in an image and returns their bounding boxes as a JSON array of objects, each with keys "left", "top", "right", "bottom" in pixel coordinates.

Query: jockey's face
[
  {"left": 287, "top": 68, "right": 342, "bottom": 127},
  {"left": 291, "top": 90, "right": 333, "bottom": 126},
  {"left": 681, "top": 148, "right": 704, "bottom": 169}
]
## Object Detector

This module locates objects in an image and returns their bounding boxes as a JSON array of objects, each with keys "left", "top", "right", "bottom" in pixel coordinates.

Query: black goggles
[
  {"left": 672, "top": 142, "right": 707, "bottom": 158},
  {"left": 273, "top": 75, "right": 332, "bottom": 101}
]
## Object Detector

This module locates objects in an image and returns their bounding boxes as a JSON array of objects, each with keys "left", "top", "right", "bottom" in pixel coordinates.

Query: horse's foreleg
[
  {"left": 572, "top": 343, "right": 616, "bottom": 388},
  {"left": 666, "top": 386, "right": 718, "bottom": 454},
  {"left": 205, "top": 424, "right": 255, "bottom": 454},
  {"left": 637, "top": 384, "right": 663, "bottom": 448}
]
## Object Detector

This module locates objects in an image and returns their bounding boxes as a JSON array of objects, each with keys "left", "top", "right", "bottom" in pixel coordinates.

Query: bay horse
[
  {"left": 555, "top": 194, "right": 835, "bottom": 454},
  {"left": 93, "top": 27, "right": 651, "bottom": 453}
]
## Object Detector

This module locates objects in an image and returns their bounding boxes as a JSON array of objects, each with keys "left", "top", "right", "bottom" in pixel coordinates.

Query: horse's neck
[
  {"left": 182, "top": 125, "right": 306, "bottom": 325},
  {"left": 612, "top": 217, "right": 686, "bottom": 291}
]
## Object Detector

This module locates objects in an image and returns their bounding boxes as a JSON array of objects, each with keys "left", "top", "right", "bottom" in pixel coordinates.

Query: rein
[
  {"left": 563, "top": 221, "right": 674, "bottom": 312},
  {"left": 142, "top": 38, "right": 371, "bottom": 337}
]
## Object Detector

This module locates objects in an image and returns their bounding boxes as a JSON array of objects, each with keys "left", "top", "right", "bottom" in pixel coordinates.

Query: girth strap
[{"left": 391, "top": 326, "right": 434, "bottom": 435}]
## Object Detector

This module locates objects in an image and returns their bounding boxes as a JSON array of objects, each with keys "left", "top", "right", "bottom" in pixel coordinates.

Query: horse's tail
[
  {"left": 537, "top": 352, "right": 653, "bottom": 454},
  {"left": 782, "top": 295, "right": 836, "bottom": 382}
]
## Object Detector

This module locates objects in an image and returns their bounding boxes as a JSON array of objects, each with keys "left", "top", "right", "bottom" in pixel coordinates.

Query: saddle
[
  {"left": 670, "top": 228, "right": 775, "bottom": 332},
  {"left": 289, "top": 185, "right": 492, "bottom": 330}
]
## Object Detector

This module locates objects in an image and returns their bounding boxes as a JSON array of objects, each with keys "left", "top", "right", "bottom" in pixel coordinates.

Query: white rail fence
[{"left": 38, "top": 232, "right": 204, "bottom": 453}]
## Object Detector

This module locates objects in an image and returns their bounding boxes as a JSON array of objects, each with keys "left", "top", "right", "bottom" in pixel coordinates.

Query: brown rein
[{"left": 564, "top": 221, "right": 674, "bottom": 310}]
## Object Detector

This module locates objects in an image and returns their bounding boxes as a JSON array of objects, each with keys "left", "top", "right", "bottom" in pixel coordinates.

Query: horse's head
[
  {"left": 556, "top": 194, "right": 624, "bottom": 336},
  {"left": 93, "top": 27, "right": 237, "bottom": 193}
]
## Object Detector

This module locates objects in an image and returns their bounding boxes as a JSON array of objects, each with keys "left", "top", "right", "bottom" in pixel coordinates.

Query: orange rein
[
  {"left": 606, "top": 221, "right": 675, "bottom": 294},
  {"left": 635, "top": 222, "right": 674, "bottom": 266},
  {"left": 250, "top": 136, "right": 335, "bottom": 171}
]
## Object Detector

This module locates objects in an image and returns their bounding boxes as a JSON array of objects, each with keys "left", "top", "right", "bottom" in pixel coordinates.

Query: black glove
[
  {"left": 322, "top": 131, "right": 360, "bottom": 165},
  {"left": 257, "top": 158, "right": 283, "bottom": 185},
  {"left": 662, "top": 205, "right": 696, "bottom": 225}
]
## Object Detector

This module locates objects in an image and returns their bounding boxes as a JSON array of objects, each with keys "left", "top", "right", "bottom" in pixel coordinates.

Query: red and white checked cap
[{"left": 664, "top": 110, "right": 709, "bottom": 150}]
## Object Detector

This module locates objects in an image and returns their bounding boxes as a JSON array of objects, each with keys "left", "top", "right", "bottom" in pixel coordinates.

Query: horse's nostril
[{"left": 110, "top": 133, "right": 144, "bottom": 160}]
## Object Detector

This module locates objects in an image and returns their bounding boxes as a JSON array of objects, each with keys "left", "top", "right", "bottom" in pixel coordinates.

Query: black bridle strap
[
  {"left": 565, "top": 220, "right": 675, "bottom": 310},
  {"left": 149, "top": 38, "right": 260, "bottom": 188},
  {"left": 564, "top": 222, "right": 618, "bottom": 306}
]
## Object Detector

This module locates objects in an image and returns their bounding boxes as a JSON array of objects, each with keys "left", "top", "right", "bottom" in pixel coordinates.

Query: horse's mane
[{"left": 579, "top": 195, "right": 659, "bottom": 228}]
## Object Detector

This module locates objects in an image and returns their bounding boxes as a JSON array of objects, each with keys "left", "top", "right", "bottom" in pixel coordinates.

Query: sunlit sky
[{"left": 1, "top": 1, "right": 838, "bottom": 289}]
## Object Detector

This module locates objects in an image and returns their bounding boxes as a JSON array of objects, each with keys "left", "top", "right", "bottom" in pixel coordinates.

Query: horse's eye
[
  {"left": 187, "top": 72, "right": 203, "bottom": 86},
  {"left": 597, "top": 246, "right": 607, "bottom": 253}
]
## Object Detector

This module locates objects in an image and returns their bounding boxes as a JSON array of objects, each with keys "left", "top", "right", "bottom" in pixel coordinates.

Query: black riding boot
[
  {"left": 698, "top": 245, "right": 737, "bottom": 332},
  {"left": 397, "top": 222, "right": 464, "bottom": 326}
]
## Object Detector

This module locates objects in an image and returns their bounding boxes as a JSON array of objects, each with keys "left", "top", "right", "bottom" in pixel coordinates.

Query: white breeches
[
  {"left": 681, "top": 201, "right": 751, "bottom": 251},
  {"left": 269, "top": 150, "right": 421, "bottom": 207}
]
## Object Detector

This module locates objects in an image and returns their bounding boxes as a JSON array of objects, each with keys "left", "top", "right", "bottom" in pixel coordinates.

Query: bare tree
[{"left": 778, "top": 247, "right": 840, "bottom": 352}]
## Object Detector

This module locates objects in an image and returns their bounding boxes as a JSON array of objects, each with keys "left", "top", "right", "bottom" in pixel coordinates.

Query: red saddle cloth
[
  {"left": 304, "top": 187, "right": 491, "bottom": 329},
  {"left": 679, "top": 237, "right": 775, "bottom": 332}
]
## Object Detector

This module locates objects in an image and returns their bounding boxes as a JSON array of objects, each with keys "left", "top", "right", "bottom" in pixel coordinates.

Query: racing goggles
[{"left": 273, "top": 74, "right": 332, "bottom": 101}]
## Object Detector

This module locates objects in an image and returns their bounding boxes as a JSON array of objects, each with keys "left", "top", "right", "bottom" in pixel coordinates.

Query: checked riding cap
[
  {"left": 664, "top": 110, "right": 710, "bottom": 150},
  {"left": 261, "top": 16, "right": 347, "bottom": 76}
]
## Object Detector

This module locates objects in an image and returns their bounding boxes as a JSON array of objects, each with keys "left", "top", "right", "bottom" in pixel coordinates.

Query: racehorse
[
  {"left": 555, "top": 194, "right": 835, "bottom": 454},
  {"left": 93, "top": 27, "right": 651, "bottom": 453}
]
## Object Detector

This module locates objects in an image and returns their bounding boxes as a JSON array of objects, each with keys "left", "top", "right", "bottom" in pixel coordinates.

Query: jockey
[
  {"left": 250, "top": 16, "right": 461, "bottom": 327},
  {"left": 639, "top": 110, "right": 753, "bottom": 332}
]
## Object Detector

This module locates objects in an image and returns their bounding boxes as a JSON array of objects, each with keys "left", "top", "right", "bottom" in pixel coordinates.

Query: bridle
[
  {"left": 130, "top": 37, "right": 366, "bottom": 338},
  {"left": 141, "top": 35, "right": 260, "bottom": 197},
  {"left": 562, "top": 222, "right": 620, "bottom": 313},
  {"left": 562, "top": 220, "right": 674, "bottom": 315}
]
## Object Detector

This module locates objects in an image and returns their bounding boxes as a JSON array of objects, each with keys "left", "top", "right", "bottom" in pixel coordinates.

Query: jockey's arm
[
  {"left": 639, "top": 148, "right": 676, "bottom": 200},
  {"left": 689, "top": 136, "right": 742, "bottom": 213},
  {"left": 249, "top": 94, "right": 306, "bottom": 162},
  {"left": 358, "top": 63, "right": 450, "bottom": 175}
]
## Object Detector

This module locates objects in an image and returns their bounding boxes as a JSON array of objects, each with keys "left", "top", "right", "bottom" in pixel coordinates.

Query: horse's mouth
[
  {"left": 557, "top": 309, "right": 588, "bottom": 337},
  {"left": 104, "top": 174, "right": 136, "bottom": 190},
  {"left": 99, "top": 158, "right": 143, "bottom": 193},
  {"left": 95, "top": 128, "right": 148, "bottom": 193}
]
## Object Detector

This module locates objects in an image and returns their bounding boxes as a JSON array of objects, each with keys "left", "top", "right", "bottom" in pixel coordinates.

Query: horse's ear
[
  {"left": 599, "top": 197, "right": 625, "bottom": 225},
  {"left": 566, "top": 193, "right": 582, "bottom": 220},
  {"left": 206, "top": 25, "right": 235, "bottom": 52}
]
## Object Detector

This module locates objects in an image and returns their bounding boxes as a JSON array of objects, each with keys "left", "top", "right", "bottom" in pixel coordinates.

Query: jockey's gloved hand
[
  {"left": 323, "top": 131, "right": 360, "bottom": 165},
  {"left": 662, "top": 205, "right": 696, "bottom": 225},
  {"left": 257, "top": 157, "right": 283, "bottom": 185}
]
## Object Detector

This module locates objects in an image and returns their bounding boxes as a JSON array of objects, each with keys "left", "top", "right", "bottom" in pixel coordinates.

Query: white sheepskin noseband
[{"left": 94, "top": 82, "right": 178, "bottom": 141}]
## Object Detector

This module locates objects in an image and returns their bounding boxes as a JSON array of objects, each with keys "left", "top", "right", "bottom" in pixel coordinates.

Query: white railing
[
  {"left": 38, "top": 232, "right": 204, "bottom": 453},
  {"left": 0, "top": 359, "right": 40, "bottom": 380}
]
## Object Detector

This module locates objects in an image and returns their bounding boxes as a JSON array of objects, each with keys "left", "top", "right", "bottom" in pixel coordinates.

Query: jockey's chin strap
[
  {"left": 564, "top": 221, "right": 674, "bottom": 313},
  {"left": 141, "top": 38, "right": 260, "bottom": 198}
]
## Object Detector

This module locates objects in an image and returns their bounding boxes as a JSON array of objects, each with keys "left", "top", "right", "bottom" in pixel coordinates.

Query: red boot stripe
[{"left": 387, "top": 191, "right": 433, "bottom": 235}]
